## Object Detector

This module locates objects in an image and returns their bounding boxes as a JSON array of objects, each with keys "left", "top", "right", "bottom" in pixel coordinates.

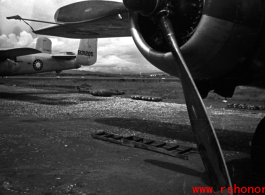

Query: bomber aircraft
[
  {"left": 0, "top": 36, "right": 97, "bottom": 76},
  {"left": 7, "top": 0, "right": 265, "bottom": 193}
]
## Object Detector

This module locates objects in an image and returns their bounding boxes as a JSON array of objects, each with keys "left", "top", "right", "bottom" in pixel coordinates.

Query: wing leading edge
[{"left": 0, "top": 48, "right": 42, "bottom": 59}]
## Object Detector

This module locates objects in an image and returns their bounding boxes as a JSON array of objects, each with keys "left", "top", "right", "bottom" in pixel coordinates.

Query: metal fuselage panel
[{"left": 5, "top": 53, "right": 80, "bottom": 76}]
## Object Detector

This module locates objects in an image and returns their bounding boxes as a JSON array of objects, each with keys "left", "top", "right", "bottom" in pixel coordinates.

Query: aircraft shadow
[
  {"left": 144, "top": 159, "right": 211, "bottom": 186},
  {"left": 94, "top": 117, "right": 253, "bottom": 153},
  {"left": 144, "top": 159, "right": 201, "bottom": 177},
  {"left": 145, "top": 158, "right": 256, "bottom": 187},
  {"left": 0, "top": 92, "right": 102, "bottom": 106}
]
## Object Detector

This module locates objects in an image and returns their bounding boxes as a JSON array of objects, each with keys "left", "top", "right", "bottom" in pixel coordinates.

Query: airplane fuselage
[{"left": 0, "top": 53, "right": 81, "bottom": 76}]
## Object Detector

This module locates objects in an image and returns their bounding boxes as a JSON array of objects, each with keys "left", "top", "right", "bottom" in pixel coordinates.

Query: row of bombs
[
  {"left": 131, "top": 95, "right": 162, "bottom": 102},
  {"left": 77, "top": 87, "right": 125, "bottom": 97},
  {"left": 227, "top": 103, "right": 265, "bottom": 110},
  {"left": 90, "top": 90, "right": 125, "bottom": 97}
]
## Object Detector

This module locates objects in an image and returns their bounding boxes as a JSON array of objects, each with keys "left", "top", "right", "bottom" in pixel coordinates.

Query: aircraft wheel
[{"left": 251, "top": 117, "right": 265, "bottom": 173}]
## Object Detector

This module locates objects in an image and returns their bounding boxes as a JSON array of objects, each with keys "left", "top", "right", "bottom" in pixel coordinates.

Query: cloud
[
  {"left": 79, "top": 37, "right": 161, "bottom": 73},
  {"left": 0, "top": 31, "right": 34, "bottom": 48},
  {"left": 0, "top": 0, "right": 91, "bottom": 36},
  {"left": 49, "top": 37, "right": 79, "bottom": 53}
]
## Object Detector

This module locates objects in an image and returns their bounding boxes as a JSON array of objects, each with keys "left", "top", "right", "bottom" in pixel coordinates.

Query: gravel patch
[
  {"left": 0, "top": 85, "right": 264, "bottom": 120},
  {"left": 0, "top": 85, "right": 264, "bottom": 150}
]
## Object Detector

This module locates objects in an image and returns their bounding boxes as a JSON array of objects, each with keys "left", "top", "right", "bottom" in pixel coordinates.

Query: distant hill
[
  {"left": 61, "top": 69, "right": 166, "bottom": 76},
  {"left": 61, "top": 69, "right": 98, "bottom": 75},
  {"left": 20, "top": 69, "right": 170, "bottom": 77}
]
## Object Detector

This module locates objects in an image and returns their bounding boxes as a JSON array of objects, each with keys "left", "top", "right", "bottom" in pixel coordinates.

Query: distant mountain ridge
[{"left": 62, "top": 69, "right": 165, "bottom": 76}]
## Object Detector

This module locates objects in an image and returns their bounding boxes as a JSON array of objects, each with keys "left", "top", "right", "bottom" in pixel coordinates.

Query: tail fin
[
  {"left": 35, "top": 37, "right": 52, "bottom": 54},
  {"left": 76, "top": 39, "right": 97, "bottom": 66}
]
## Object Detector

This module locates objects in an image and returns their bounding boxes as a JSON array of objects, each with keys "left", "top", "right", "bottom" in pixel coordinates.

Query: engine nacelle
[
  {"left": 129, "top": 0, "right": 265, "bottom": 81},
  {"left": 0, "top": 59, "right": 21, "bottom": 76}
]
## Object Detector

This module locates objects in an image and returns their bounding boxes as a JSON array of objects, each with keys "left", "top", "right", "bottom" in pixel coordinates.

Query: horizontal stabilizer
[
  {"left": 55, "top": 1, "right": 128, "bottom": 23},
  {"left": 52, "top": 54, "right": 76, "bottom": 60},
  {"left": 0, "top": 48, "right": 42, "bottom": 59}
]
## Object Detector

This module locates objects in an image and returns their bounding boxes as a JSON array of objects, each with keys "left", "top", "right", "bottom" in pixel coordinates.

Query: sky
[{"left": 0, "top": 0, "right": 162, "bottom": 74}]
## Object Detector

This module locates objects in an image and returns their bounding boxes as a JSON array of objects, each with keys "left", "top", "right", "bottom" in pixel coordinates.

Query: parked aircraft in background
[
  {"left": 7, "top": 0, "right": 265, "bottom": 193},
  {"left": 0, "top": 36, "right": 97, "bottom": 76}
]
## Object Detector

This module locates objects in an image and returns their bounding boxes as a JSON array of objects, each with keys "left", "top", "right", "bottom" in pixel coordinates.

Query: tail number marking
[{"left": 78, "top": 50, "right": 93, "bottom": 57}]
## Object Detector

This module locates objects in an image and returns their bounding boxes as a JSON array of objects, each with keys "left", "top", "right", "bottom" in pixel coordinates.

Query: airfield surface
[{"left": 0, "top": 80, "right": 265, "bottom": 195}]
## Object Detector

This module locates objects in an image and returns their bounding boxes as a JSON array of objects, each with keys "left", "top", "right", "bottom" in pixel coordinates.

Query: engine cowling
[
  {"left": 129, "top": 0, "right": 265, "bottom": 81},
  {"left": 0, "top": 59, "right": 21, "bottom": 76}
]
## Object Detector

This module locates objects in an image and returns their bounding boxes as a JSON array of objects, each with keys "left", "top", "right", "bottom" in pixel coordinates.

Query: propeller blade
[
  {"left": 157, "top": 13, "right": 232, "bottom": 191},
  {"left": 123, "top": 0, "right": 232, "bottom": 192}
]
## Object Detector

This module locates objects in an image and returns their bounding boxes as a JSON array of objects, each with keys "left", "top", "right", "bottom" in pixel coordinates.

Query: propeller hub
[
  {"left": 123, "top": 0, "right": 167, "bottom": 16},
  {"left": 127, "top": 0, "right": 204, "bottom": 52}
]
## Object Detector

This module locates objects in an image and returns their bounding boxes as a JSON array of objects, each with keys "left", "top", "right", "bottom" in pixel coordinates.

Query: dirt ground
[{"left": 0, "top": 78, "right": 265, "bottom": 195}]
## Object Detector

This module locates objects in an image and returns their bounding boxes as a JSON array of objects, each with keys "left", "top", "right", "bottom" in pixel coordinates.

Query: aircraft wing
[
  {"left": 34, "top": 1, "right": 130, "bottom": 39},
  {"left": 52, "top": 54, "right": 76, "bottom": 60},
  {"left": 34, "top": 14, "right": 130, "bottom": 39},
  {"left": 0, "top": 48, "right": 42, "bottom": 59}
]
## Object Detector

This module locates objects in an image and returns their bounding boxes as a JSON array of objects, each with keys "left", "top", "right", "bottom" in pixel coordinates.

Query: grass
[
  {"left": 233, "top": 86, "right": 265, "bottom": 101},
  {"left": 1, "top": 78, "right": 264, "bottom": 105}
]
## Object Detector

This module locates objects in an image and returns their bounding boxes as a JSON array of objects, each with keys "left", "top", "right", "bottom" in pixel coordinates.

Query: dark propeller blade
[{"left": 123, "top": 0, "right": 232, "bottom": 192}]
